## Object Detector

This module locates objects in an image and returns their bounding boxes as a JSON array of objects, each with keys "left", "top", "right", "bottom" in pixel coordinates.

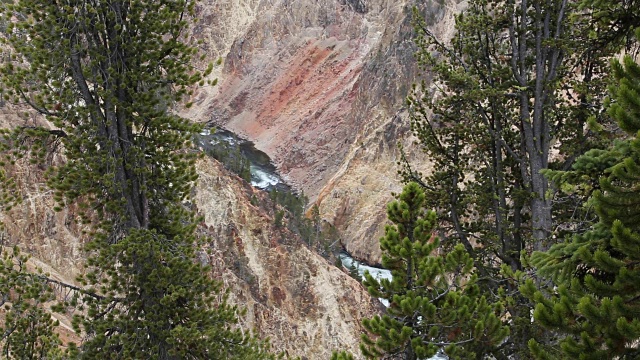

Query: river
[
  {"left": 197, "top": 127, "right": 394, "bottom": 285},
  {"left": 338, "top": 252, "right": 392, "bottom": 284},
  {"left": 338, "top": 251, "right": 392, "bottom": 307},
  {"left": 197, "top": 126, "right": 393, "bottom": 280}
]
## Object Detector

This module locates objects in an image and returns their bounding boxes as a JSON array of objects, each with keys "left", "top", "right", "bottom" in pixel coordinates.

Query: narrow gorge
[
  {"left": 182, "top": 0, "right": 465, "bottom": 264},
  {"left": 4, "top": 0, "right": 639, "bottom": 358}
]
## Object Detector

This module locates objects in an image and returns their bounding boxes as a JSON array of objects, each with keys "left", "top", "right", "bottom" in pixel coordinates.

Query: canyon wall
[
  {"left": 195, "top": 159, "right": 380, "bottom": 358},
  {"left": 0, "top": 116, "right": 379, "bottom": 357},
  {"left": 183, "top": 0, "right": 465, "bottom": 264},
  {"left": 0, "top": 0, "right": 466, "bottom": 356}
]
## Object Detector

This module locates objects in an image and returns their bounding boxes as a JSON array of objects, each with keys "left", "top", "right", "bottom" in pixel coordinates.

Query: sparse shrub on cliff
[
  {"left": 233, "top": 256, "right": 258, "bottom": 287},
  {"left": 250, "top": 194, "right": 260, "bottom": 207},
  {"left": 269, "top": 188, "right": 307, "bottom": 222},
  {"left": 340, "top": 0, "right": 366, "bottom": 14},
  {"left": 203, "top": 137, "right": 252, "bottom": 183},
  {"left": 331, "top": 351, "right": 355, "bottom": 360},
  {"left": 274, "top": 210, "right": 285, "bottom": 228},
  {"left": 268, "top": 188, "right": 309, "bottom": 235},
  {"left": 347, "top": 262, "right": 360, "bottom": 281},
  {"left": 266, "top": 189, "right": 340, "bottom": 262}
]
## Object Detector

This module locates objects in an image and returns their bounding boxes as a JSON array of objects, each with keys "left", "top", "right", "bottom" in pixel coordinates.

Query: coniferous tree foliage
[
  {"left": 331, "top": 351, "right": 355, "bottom": 360},
  {"left": 360, "top": 183, "right": 508, "bottom": 360},
  {"left": 404, "top": 1, "right": 629, "bottom": 356},
  {"left": 579, "top": 0, "right": 640, "bottom": 50},
  {"left": 524, "top": 31, "right": 640, "bottom": 360},
  {"left": 0, "top": 1, "right": 274, "bottom": 358},
  {"left": 407, "top": 0, "right": 616, "bottom": 273},
  {"left": 0, "top": 247, "right": 65, "bottom": 359}
]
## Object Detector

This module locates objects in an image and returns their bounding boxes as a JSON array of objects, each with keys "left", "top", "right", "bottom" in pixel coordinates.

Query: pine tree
[
  {"left": 0, "top": 1, "right": 275, "bottom": 358},
  {"left": 524, "top": 29, "right": 640, "bottom": 359},
  {"left": 407, "top": 0, "right": 622, "bottom": 273},
  {"left": 0, "top": 247, "right": 65, "bottom": 359},
  {"left": 579, "top": 0, "right": 640, "bottom": 49},
  {"left": 360, "top": 183, "right": 508, "bottom": 360},
  {"left": 348, "top": 261, "right": 360, "bottom": 281},
  {"left": 405, "top": 1, "right": 628, "bottom": 356}
]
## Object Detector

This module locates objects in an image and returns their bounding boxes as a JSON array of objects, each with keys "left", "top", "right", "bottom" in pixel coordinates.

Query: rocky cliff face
[
  {"left": 0, "top": 111, "right": 379, "bottom": 357},
  {"left": 195, "top": 159, "right": 380, "bottom": 358},
  {"left": 182, "top": 0, "right": 465, "bottom": 264}
]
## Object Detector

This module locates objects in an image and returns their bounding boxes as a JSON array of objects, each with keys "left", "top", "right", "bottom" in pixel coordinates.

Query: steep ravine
[
  {"left": 195, "top": 159, "right": 381, "bottom": 358},
  {"left": 0, "top": 111, "right": 380, "bottom": 358},
  {"left": 182, "top": 0, "right": 466, "bottom": 264}
]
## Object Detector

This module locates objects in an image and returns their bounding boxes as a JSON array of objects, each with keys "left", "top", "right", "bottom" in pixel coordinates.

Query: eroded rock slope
[
  {"left": 183, "top": 0, "right": 465, "bottom": 263},
  {"left": 196, "top": 159, "right": 380, "bottom": 358},
  {"left": 0, "top": 111, "right": 378, "bottom": 357}
]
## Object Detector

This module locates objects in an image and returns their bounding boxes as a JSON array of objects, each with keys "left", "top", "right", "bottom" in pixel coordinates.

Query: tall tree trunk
[{"left": 509, "top": 0, "right": 567, "bottom": 250}]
